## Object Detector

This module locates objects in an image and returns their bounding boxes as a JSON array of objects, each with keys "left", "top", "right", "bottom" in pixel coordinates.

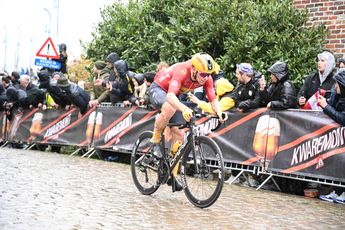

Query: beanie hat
[
  {"left": 94, "top": 61, "right": 106, "bottom": 70},
  {"left": 236, "top": 63, "right": 254, "bottom": 75},
  {"left": 11, "top": 71, "right": 20, "bottom": 80},
  {"left": 6, "top": 88, "right": 18, "bottom": 102}
]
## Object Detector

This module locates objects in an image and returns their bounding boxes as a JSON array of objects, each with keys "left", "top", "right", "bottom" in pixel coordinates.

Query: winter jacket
[
  {"left": 229, "top": 72, "right": 262, "bottom": 112},
  {"left": 48, "top": 79, "right": 72, "bottom": 108},
  {"left": 21, "top": 83, "right": 45, "bottom": 108},
  {"left": 323, "top": 90, "right": 345, "bottom": 126},
  {"left": 38, "top": 71, "right": 72, "bottom": 108},
  {"left": 6, "top": 86, "right": 27, "bottom": 108},
  {"left": 298, "top": 51, "right": 336, "bottom": 101},
  {"left": 0, "top": 84, "right": 7, "bottom": 111},
  {"left": 195, "top": 78, "right": 235, "bottom": 113},
  {"left": 93, "top": 67, "right": 111, "bottom": 102},
  {"left": 297, "top": 71, "right": 335, "bottom": 101},
  {"left": 64, "top": 83, "right": 90, "bottom": 115},
  {"left": 259, "top": 62, "right": 297, "bottom": 110},
  {"left": 110, "top": 60, "right": 134, "bottom": 102},
  {"left": 322, "top": 70, "right": 345, "bottom": 125}
]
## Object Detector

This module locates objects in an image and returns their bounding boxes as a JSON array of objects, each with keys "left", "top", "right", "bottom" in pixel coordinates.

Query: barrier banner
[
  {"left": 92, "top": 106, "right": 157, "bottom": 151},
  {"left": 0, "top": 112, "right": 6, "bottom": 142},
  {"left": 7, "top": 109, "right": 32, "bottom": 143},
  {"left": 9, "top": 107, "right": 96, "bottom": 147},
  {"left": 267, "top": 110, "right": 345, "bottom": 182},
  {"left": 5, "top": 106, "right": 345, "bottom": 182},
  {"left": 39, "top": 107, "right": 96, "bottom": 147},
  {"left": 209, "top": 108, "right": 269, "bottom": 166}
]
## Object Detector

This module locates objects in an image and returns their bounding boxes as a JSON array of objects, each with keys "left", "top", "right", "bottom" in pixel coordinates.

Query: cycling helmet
[{"left": 191, "top": 53, "right": 215, "bottom": 74}]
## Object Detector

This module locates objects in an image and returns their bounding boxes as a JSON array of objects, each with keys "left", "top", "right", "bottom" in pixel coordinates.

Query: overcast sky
[{"left": 0, "top": 0, "right": 115, "bottom": 72}]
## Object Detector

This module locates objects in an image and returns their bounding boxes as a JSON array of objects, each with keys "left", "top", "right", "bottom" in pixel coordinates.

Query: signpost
[
  {"left": 36, "top": 37, "right": 59, "bottom": 59},
  {"left": 35, "top": 37, "right": 60, "bottom": 69},
  {"left": 34, "top": 58, "right": 61, "bottom": 69}
]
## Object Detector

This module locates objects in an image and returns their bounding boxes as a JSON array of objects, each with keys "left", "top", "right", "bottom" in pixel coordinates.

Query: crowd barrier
[{"left": 1, "top": 105, "right": 345, "bottom": 188}]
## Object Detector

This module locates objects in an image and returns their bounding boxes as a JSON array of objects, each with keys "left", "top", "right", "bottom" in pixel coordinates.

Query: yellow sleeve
[
  {"left": 46, "top": 94, "right": 56, "bottom": 108},
  {"left": 198, "top": 101, "right": 215, "bottom": 114},
  {"left": 220, "top": 97, "right": 235, "bottom": 111}
]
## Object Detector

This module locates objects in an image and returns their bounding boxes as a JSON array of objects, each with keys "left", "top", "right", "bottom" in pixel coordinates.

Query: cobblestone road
[{"left": 0, "top": 148, "right": 344, "bottom": 230}]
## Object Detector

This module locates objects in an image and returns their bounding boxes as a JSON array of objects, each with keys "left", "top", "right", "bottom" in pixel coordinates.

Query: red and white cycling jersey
[{"left": 154, "top": 60, "right": 216, "bottom": 102}]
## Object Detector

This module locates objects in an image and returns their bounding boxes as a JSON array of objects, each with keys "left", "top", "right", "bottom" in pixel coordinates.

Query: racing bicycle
[{"left": 130, "top": 113, "right": 225, "bottom": 208}]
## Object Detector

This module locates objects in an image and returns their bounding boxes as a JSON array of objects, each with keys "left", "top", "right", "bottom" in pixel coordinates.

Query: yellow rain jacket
[{"left": 199, "top": 78, "right": 235, "bottom": 113}]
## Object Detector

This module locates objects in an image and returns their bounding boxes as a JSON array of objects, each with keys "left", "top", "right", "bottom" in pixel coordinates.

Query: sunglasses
[{"left": 198, "top": 72, "right": 211, "bottom": 78}]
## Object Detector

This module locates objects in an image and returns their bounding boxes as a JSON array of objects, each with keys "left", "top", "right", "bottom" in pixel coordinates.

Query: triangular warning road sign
[{"left": 36, "top": 37, "right": 60, "bottom": 59}]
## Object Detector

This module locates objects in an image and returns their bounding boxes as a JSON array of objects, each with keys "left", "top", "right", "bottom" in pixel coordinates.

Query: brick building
[{"left": 293, "top": 0, "right": 345, "bottom": 60}]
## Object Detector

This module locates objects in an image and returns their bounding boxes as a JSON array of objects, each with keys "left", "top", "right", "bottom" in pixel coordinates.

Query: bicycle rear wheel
[
  {"left": 131, "top": 131, "right": 160, "bottom": 195},
  {"left": 180, "top": 136, "right": 224, "bottom": 208}
]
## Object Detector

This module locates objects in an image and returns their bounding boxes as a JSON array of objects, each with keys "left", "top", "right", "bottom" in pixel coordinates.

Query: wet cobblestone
[{"left": 0, "top": 148, "right": 344, "bottom": 229}]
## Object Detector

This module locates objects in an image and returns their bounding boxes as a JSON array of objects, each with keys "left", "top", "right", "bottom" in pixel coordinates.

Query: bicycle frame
[
  {"left": 161, "top": 117, "right": 199, "bottom": 179},
  {"left": 131, "top": 113, "right": 225, "bottom": 208}
]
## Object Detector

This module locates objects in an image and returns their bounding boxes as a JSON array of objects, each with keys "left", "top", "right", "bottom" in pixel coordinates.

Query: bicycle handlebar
[
  {"left": 168, "top": 111, "right": 228, "bottom": 131},
  {"left": 194, "top": 112, "right": 228, "bottom": 121}
]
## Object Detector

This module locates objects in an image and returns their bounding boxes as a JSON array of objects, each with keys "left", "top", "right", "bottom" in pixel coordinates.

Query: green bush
[{"left": 83, "top": 0, "right": 327, "bottom": 88}]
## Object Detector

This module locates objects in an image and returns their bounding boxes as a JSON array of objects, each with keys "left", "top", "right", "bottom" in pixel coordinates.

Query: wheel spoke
[
  {"left": 131, "top": 131, "right": 160, "bottom": 195},
  {"left": 181, "top": 136, "right": 224, "bottom": 208}
]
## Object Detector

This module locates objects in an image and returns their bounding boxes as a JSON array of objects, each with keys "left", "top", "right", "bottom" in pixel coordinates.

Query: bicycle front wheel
[
  {"left": 131, "top": 131, "right": 160, "bottom": 195},
  {"left": 180, "top": 136, "right": 224, "bottom": 208}
]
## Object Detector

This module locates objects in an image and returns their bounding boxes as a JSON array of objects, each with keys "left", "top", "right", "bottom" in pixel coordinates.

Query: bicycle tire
[
  {"left": 180, "top": 136, "right": 225, "bottom": 208},
  {"left": 131, "top": 131, "right": 160, "bottom": 195}
]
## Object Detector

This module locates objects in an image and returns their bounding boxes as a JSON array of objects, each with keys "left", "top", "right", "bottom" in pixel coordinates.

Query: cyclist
[{"left": 147, "top": 53, "right": 224, "bottom": 190}]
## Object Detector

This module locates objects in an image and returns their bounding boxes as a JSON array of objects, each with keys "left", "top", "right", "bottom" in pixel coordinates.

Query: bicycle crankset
[{"left": 157, "top": 159, "right": 169, "bottom": 184}]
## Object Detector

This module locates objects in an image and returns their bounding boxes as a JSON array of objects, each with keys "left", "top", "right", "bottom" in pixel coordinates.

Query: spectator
[
  {"left": 339, "top": 58, "right": 345, "bottom": 69},
  {"left": 38, "top": 71, "right": 71, "bottom": 109},
  {"left": 229, "top": 63, "right": 262, "bottom": 112},
  {"left": 317, "top": 70, "right": 345, "bottom": 204},
  {"left": 125, "top": 72, "right": 157, "bottom": 107},
  {"left": 10, "top": 71, "right": 20, "bottom": 89},
  {"left": 138, "top": 72, "right": 155, "bottom": 106},
  {"left": 18, "top": 74, "right": 45, "bottom": 109},
  {"left": 298, "top": 51, "right": 335, "bottom": 108},
  {"left": 55, "top": 43, "right": 68, "bottom": 74},
  {"left": 318, "top": 70, "right": 345, "bottom": 125},
  {"left": 89, "top": 60, "right": 110, "bottom": 107},
  {"left": 126, "top": 73, "right": 145, "bottom": 106},
  {"left": 156, "top": 61, "right": 169, "bottom": 74},
  {"left": 189, "top": 77, "right": 235, "bottom": 113},
  {"left": 133, "top": 73, "right": 144, "bottom": 97},
  {"left": 1, "top": 76, "right": 12, "bottom": 90},
  {"left": 107, "top": 59, "right": 134, "bottom": 104},
  {"left": 57, "top": 76, "right": 90, "bottom": 115},
  {"left": 259, "top": 61, "right": 297, "bottom": 110},
  {"left": 1, "top": 76, "right": 16, "bottom": 111},
  {"left": 0, "top": 71, "right": 8, "bottom": 78},
  {"left": 31, "top": 75, "right": 39, "bottom": 86},
  {"left": 5, "top": 87, "right": 27, "bottom": 116},
  {"left": 105, "top": 52, "right": 120, "bottom": 82},
  {"left": 0, "top": 83, "right": 6, "bottom": 111}
]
